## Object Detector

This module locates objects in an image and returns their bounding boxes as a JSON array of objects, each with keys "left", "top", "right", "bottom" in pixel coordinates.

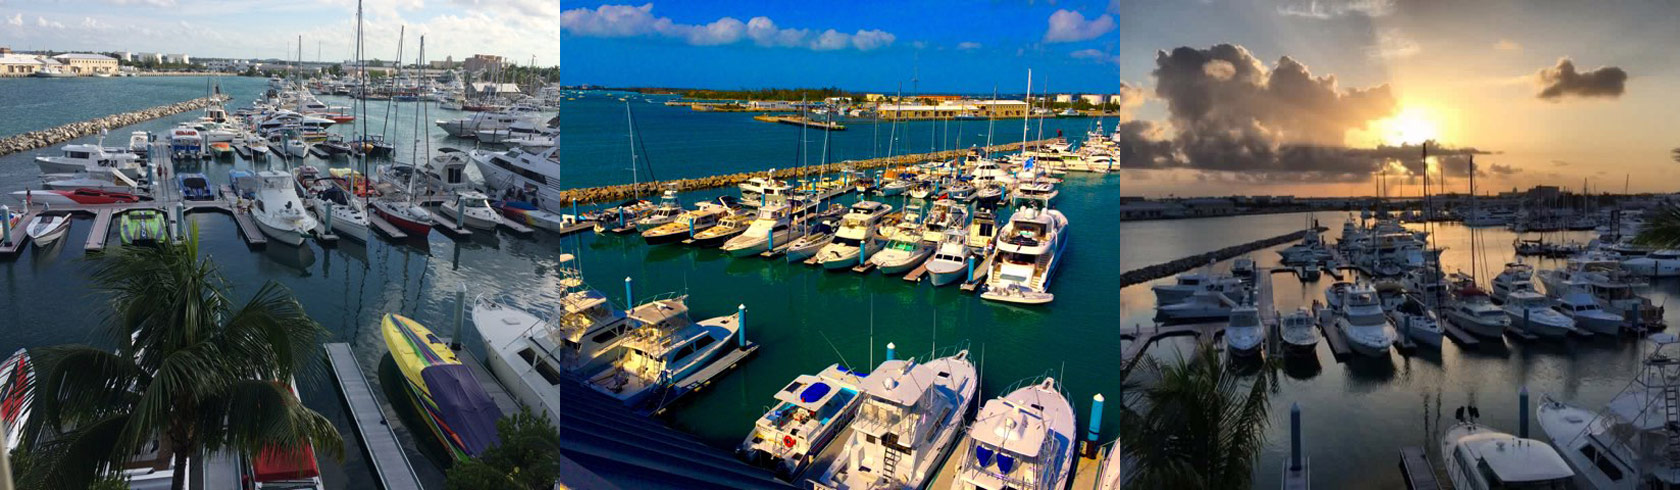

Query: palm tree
[
  {"left": 1635, "top": 205, "right": 1680, "bottom": 248},
  {"left": 1119, "top": 342, "right": 1276, "bottom": 489},
  {"left": 12, "top": 227, "right": 342, "bottom": 490}
]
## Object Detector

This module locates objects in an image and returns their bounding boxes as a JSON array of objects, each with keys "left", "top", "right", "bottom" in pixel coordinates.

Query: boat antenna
[
  {"left": 355, "top": 0, "right": 369, "bottom": 208},
  {"left": 625, "top": 101, "right": 639, "bottom": 200},
  {"left": 817, "top": 331, "right": 854, "bottom": 372},
  {"left": 1021, "top": 69, "right": 1032, "bottom": 152},
  {"left": 869, "top": 295, "right": 875, "bottom": 368}
]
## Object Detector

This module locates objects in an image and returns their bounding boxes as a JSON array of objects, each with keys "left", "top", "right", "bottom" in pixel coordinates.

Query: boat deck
[
  {"left": 1399, "top": 446, "right": 1441, "bottom": 490},
  {"left": 322, "top": 343, "right": 425, "bottom": 490}
]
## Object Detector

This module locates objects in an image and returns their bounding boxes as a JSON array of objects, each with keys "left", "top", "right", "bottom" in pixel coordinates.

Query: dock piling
[
  {"left": 1519, "top": 385, "right": 1529, "bottom": 438},
  {"left": 886, "top": 342, "right": 896, "bottom": 361},
  {"left": 324, "top": 205, "right": 334, "bottom": 235},
  {"left": 1290, "top": 403, "right": 1302, "bottom": 471},
  {"left": 1084, "top": 393, "right": 1105, "bottom": 457},
  {"left": 737, "top": 304, "right": 747, "bottom": 348},
  {"left": 1, "top": 205, "right": 9, "bottom": 246},
  {"left": 451, "top": 283, "right": 465, "bottom": 350},
  {"left": 624, "top": 277, "right": 633, "bottom": 315}
]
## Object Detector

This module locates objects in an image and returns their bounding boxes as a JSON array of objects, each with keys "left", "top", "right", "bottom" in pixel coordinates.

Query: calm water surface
[{"left": 0, "top": 77, "right": 1122, "bottom": 488}]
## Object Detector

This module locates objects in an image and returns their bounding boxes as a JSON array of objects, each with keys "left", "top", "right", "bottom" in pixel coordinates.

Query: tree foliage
[
  {"left": 1119, "top": 342, "right": 1277, "bottom": 489},
  {"left": 445, "top": 408, "right": 563, "bottom": 490}
]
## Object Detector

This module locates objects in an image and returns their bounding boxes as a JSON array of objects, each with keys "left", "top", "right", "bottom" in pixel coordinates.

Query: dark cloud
[
  {"left": 1552, "top": 160, "right": 1571, "bottom": 167},
  {"left": 1486, "top": 163, "right": 1520, "bottom": 175},
  {"left": 1536, "top": 58, "right": 1627, "bottom": 101},
  {"left": 1119, "top": 44, "right": 1501, "bottom": 182}
]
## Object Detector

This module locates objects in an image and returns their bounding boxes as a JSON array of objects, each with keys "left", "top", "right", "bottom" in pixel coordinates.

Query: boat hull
[
  {"left": 254, "top": 217, "right": 309, "bottom": 247},
  {"left": 26, "top": 216, "right": 71, "bottom": 246},
  {"left": 924, "top": 262, "right": 966, "bottom": 286}
]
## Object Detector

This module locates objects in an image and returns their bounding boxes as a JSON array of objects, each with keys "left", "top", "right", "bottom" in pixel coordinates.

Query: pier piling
[
  {"left": 737, "top": 304, "right": 747, "bottom": 348},
  {"left": 1519, "top": 386, "right": 1529, "bottom": 438},
  {"left": 1084, "top": 394, "right": 1105, "bottom": 457},
  {"left": 624, "top": 277, "right": 633, "bottom": 315},
  {"left": 886, "top": 342, "right": 896, "bottom": 361}
]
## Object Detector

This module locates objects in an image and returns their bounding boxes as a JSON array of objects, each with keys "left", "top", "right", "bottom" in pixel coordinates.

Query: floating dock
[
  {"left": 1120, "top": 322, "right": 1224, "bottom": 362},
  {"left": 322, "top": 343, "right": 425, "bottom": 490},
  {"left": 1441, "top": 320, "right": 1482, "bottom": 348},
  {"left": 85, "top": 208, "right": 114, "bottom": 253},
  {"left": 425, "top": 209, "right": 474, "bottom": 237},
  {"left": 751, "top": 114, "right": 847, "bottom": 130},
  {"left": 0, "top": 208, "right": 40, "bottom": 257},
  {"left": 366, "top": 214, "right": 410, "bottom": 240},
  {"left": 647, "top": 342, "right": 759, "bottom": 416},
  {"left": 1314, "top": 307, "right": 1353, "bottom": 361},
  {"left": 1399, "top": 446, "right": 1441, "bottom": 490}
]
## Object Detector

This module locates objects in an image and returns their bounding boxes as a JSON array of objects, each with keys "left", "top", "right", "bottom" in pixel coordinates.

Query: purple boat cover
[{"left": 421, "top": 364, "right": 504, "bottom": 456}]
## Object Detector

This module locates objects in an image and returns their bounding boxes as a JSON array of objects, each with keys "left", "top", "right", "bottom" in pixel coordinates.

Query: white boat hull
[{"left": 254, "top": 217, "right": 309, "bottom": 246}]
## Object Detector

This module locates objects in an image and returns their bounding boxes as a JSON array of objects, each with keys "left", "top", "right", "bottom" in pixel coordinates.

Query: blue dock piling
[
  {"left": 737, "top": 304, "right": 747, "bottom": 347},
  {"left": 886, "top": 342, "right": 896, "bottom": 361}
]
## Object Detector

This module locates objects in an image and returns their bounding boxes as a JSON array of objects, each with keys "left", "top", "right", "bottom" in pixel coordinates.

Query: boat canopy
[{"left": 421, "top": 364, "right": 504, "bottom": 456}]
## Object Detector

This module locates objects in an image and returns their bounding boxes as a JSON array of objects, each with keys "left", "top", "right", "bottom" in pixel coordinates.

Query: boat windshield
[{"left": 1348, "top": 311, "right": 1385, "bottom": 325}]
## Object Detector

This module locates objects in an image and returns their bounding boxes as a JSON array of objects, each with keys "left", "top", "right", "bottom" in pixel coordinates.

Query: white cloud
[
  {"left": 105, "top": 0, "right": 179, "bottom": 6},
  {"left": 1368, "top": 28, "right": 1419, "bottom": 59},
  {"left": 1276, "top": 0, "right": 1395, "bottom": 19},
  {"left": 6, "top": 13, "right": 21, "bottom": 27},
  {"left": 1043, "top": 9, "right": 1115, "bottom": 43},
  {"left": 1071, "top": 48, "right": 1119, "bottom": 65},
  {"left": 556, "top": 4, "right": 891, "bottom": 52},
  {"left": 35, "top": 16, "right": 64, "bottom": 29},
  {"left": 1494, "top": 39, "right": 1522, "bottom": 52},
  {"left": 958, "top": 41, "right": 982, "bottom": 50}
]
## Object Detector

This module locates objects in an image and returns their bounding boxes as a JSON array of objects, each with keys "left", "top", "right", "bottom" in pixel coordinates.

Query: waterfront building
[
  {"left": 463, "top": 54, "right": 504, "bottom": 72},
  {"left": 0, "top": 49, "right": 47, "bottom": 77},
  {"left": 51, "top": 53, "right": 119, "bottom": 75},
  {"left": 164, "top": 53, "right": 191, "bottom": 64},
  {"left": 876, "top": 99, "right": 1028, "bottom": 120},
  {"left": 136, "top": 52, "right": 164, "bottom": 64},
  {"left": 1080, "top": 94, "right": 1106, "bottom": 105}
]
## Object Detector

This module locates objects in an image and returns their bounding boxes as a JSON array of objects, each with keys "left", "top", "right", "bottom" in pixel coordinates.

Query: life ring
[{"left": 782, "top": 436, "right": 796, "bottom": 448}]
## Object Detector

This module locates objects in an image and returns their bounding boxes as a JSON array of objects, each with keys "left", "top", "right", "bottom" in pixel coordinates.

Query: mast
[
  {"left": 1020, "top": 70, "right": 1032, "bottom": 152},
  {"left": 356, "top": 0, "right": 368, "bottom": 207},
  {"left": 626, "top": 101, "right": 638, "bottom": 201},
  {"left": 984, "top": 85, "right": 997, "bottom": 156}
]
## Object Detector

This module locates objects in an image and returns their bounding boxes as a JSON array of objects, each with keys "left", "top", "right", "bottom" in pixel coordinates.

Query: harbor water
[{"left": 0, "top": 77, "right": 1120, "bottom": 488}]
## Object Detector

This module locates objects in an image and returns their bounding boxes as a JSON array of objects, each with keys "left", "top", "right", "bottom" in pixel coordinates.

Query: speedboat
[
  {"left": 642, "top": 203, "right": 728, "bottom": 245},
  {"left": 923, "top": 234, "right": 972, "bottom": 286},
  {"left": 1330, "top": 283, "right": 1396, "bottom": 357},
  {"left": 1503, "top": 290, "right": 1577, "bottom": 338},
  {"left": 381, "top": 314, "right": 503, "bottom": 460},
  {"left": 1279, "top": 308, "right": 1320, "bottom": 355},
  {"left": 807, "top": 350, "right": 977, "bottom": 490},
  {"left": 736, "top": 363, "right": 865, "bottom": 481},
  {"left": 1538, "top": 334, "right": 1680, "bottom": 489},
  {"left": 1388, "top": 294, "right": 1443, "bottom": 348},
  {"left": 1224, "top": 304, "right": 1264, "bottom": 357},
  {"left": 42, "top": 168, "right": 146, "bottom": 193},
  {"left": 949, "top": 377, "right": 1075, "bottom": 490},
  {"left": 815, "top": 201, "right": 893, "bottom": 270},
  {"left": 177, "top": 172, "right": 213, "bottom": 201},
  {"left": 1442, "top": 410, "right": 1574, "bottom": 490},
  {"left": 440, "top": 191, "right": 506, "bottom": 231},
  {"left": 25, "top": 214, "right": 71, "bottom": 246},
  {"left": 1553, "top": 291, "right": 1622, "bottom": 335},
  {"left": 982, "top": 207, "right": 1069, "bottom": 304},
  {"left": 250, "top": 170, "right": 319, "bottom": 246},
  {"left": 9, "top": 188, "right": 145, "bottom": 206},
  {"left": 1443, "top": 278, "right": 1510, "bottom": 338},
  {"left": 782, "top": 218, "right": 837, "bottom": 262},
  {"left": 119, "top": 209, "right": 167, "bottom": 246},
  {"left": 581, "top": 299, "right": 741, "bottom": 407}
]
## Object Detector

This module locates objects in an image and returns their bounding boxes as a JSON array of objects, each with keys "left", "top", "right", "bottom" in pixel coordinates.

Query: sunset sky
[{"left": 1117, "top": 0, "right": 1680, "bottom": 197}]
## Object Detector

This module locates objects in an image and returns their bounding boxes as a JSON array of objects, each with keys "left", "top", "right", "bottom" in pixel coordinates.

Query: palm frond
[
  {"left": 1118, "top": 342, "right": 1274, "bottom": 489},
  {"left": 1635, "top": 205, "right": 1680, "bottom": 248},
  {"left": 19, "top": 345, "right": 142, "bottom": 445},
  {"left": 16, "top": 412, "right": 134, "bottom": 490},
  {"left": 206, "top": 379, "right": 344, "bottom": 460},
  {"left": 212, "top": 282, "right": 324, "bottom": 381}
]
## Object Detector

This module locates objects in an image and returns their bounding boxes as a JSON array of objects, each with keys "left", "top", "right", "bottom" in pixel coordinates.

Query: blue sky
[{"left": 0, "top": 0, "right": 1121, "bottom": 93}]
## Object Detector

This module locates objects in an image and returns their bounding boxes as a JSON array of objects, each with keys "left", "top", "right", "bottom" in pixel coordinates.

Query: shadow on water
[
  {"left": 1342, "top": 354, "right": 1398, "bottom": 387},
  {"left": 260, "top": 242, "right": 317, "bottom": 274},
  {"left": 644, "top": 243, "right": 690, "bottom": 264},
  {"left": 1282, "top": 353, "right": 1323, "bottom": 380},
  {"left": 1399, "top": 345, "right": 1445, "bottom": 367}
]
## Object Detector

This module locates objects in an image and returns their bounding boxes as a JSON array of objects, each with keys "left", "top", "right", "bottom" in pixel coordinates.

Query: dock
[
  {"left": 85, "top": 208, "right": 114, "bottom": 252},
  {"left": 958, "top": 254, "right": 994, "bottom": 293},
  {"left": 230, "top": 208, "right": 268, "bottom": 248},
  {"left": 1441, "top": 320, "right": 1482, "bottom": 348},
  {"left": 902, "top": 263, "right": 929, "bottom": 282},
  {"left": 366, "top": 214, "right": 410, "bottom": 240},
  {"left": 752, "top": 114, "right": 847, "bottom": 130},
  {"left": 850, "top": 261, "right": 875, "bottom": 274},
  {"left": 1399, "top": 446, "right": 1441, "bottom": 490},
  {"left": 647, "top": 342, "right": 760, "bottom": 416},
  {"left": 1120, "top": 322, "right": 1224, "bottom": 362},
  {"left": 554, "top": 220, "right": 595, "bottom": 237},
  {"left": 426, "top": 209, "right": 474, "bottom": 237},
  {"left": 322, "top": 343, "right": 425, "bottom": 490},
  {"left": 0, "top": 208, "right": 40, "bottom": 257},
  {"left": 1314, "top": 306, "right": 1353, "bottom": 361},
  {"left": 449, "top": 340, "right": 524, "bottom": 415}
]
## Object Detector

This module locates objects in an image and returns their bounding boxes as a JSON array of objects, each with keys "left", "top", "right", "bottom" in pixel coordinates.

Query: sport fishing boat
[
  {"left": 966, "top": 207, "right": 999, "bottom": 253},
  {"left": 982, "top": 207, "right": 1069, "bottom": 305},
  {"left": 783, "top": 217, "right": 838, "bottom": 262},
  {"left": 1224, "top": 304, "right": 1265, "bottom": 357},
  {"left": 869, "top": 215, "right": 934, "bottom": 275},
  {"left": 1538, "top": 333, "right": 1680, "bottom": 489},
  {"left": 119, "top": 209, "right": 167, "bottom": 246},
  {"left": 923, "top": 233, "right": 973, "bottom": 287},
  {"left": 815, "top": 201, "right": 893, "bottom": 270},
  {"left": 1388, "top": 294, "right": 1444, "bottom": 348},
  {"left": 1151, "top": 270, "right": 1245, "bottom": 306},
  {"left": 948, "top": 377, "right": 1075, "bottom": 490},
  {"left": 302, "top": 177, "right": 370, "bottom": 243},
  {"left": 468, "top": 146, "right": 563, "bottom": 214},
  {"left": 722, "top": 204, "right": 803, "bottom": 257},
  {"left": 25, "top": 214, "right": 71, "bottom": 247},
  {"left": 440, "top": 191, "right": 506, "bottom": 231},
  {"left": 642, "top": 202, "right": 729, "bottom": 245},
  {"left": 1491, "top": 262, "right": 1536, "bottom": 303},
  {"left": 1503, "top": 290, "right": 1577, "bottom": 338},
  {"left": 34, "top": 142, "right": 147, "bottom": 179},
  {"left": 1443, "top": 276, "right": 1511, "bottom": 338},
  {"left": 581, "top": 299, "right": 742, "bottom": 407},
  {"left": 381, "top": 314, "right": 503, "bottom": 460},
  {"left": 1442, "top": 408, "right": 1574, "bottom": 490},
  {"left": 1327, "top": 282, "right": 1396, "bottom": 357},
  {"left": 1553, "top": 291, "right": 1623, "bottom": 335},
  {"left": 250, "top": 170, "right": 319, "bottom": 246},
  {"left": 1279, "top": 308, "right": 1320, "bottom": 355},
  {"left": 633, "top": 188, "right": 685, "bottom": 232},
  {"left": 808, "top": 350, "right": 978, "bottom": 490},
  {"left": 736, "top": 363, "right": 866, "bottom": 481}
]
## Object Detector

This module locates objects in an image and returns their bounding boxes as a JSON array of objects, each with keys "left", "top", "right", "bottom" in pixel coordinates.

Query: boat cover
[
  {"left": 421, "top": 364, "right": 503, "bottom": 456},
  {"left": 252, "top": 444, "right": 321, "bottom": 481}
]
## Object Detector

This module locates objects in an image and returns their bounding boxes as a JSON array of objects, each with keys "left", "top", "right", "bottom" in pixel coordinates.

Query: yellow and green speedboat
[{"left": 381, "top": 313, "right": 502, "bottom": 460}]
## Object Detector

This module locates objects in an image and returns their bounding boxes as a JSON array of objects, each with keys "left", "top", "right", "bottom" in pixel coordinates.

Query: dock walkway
[
  {"left": 322, "top": 343, "right": 424, "bottom": 490},
  {"left": 0, "top": 209, "right": 40, "bottom": 257},
  {"left": 1399, "top": 446, "right": 1441, "bottom": 490}
]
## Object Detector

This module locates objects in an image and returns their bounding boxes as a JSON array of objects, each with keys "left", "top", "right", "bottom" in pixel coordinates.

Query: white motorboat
[
  {"left": 949, "top": 377, "right": 1075, "bottom": 490},
  {"left": 982, "top": 207, "right": 1069, "bottom": 305},
  {"left": 1279, "top": 308, "right": 1320, "bottom": 355},
  {"left": 436, "top": 110, "right": 542, "bottom": 138},
  {"left": 128, "top": 131, "right": 150, "bottom": 154},
  {"left": 581, "top": 299, "right": 741, "bottom": 406},
  {"left": 34, "top": 143, "right": 147, "bottom": 179},
  {"left": 302, "top": 179, "right": 371, "bottom": 243},
  {"left": 1623, "top": 249, "right": 1680, "bottom": 278},
  {"left": 782, "top": 218, "right": 837, "bottom": 262},
  {"left": 468, "top": 147, "right": 563, "bottom": 214},
  {"left": 1156, "top": 289, "right": 1242, "bottom": 322},
  {"left": 249, "top": 170, "right": 319, "bottom": 246},
  {"left": 633, "top": 188, "right": 685, "bottom": 232},
  {"left": 1443, "top": 277, "right": 1511, "bottom": 338},
  {"left": 1442, "top": 413, "right": 1574, "bottom": 490},
  {"left": 1503, "top": 290, "right": 1577, "bottom": 338},
  {"left": 815, "top": 201, "right": 892, "bottom": 270},
  {"left": 1553, "top": 291, "right": 1622, "bottom": 335},
  {"left": 736, "top": 363, "right": 865, "bottom": 480},
  {"left": 1224, "top": 304, "right": 1264, "bottom": 357},
  {"left": 1151, "top": 270, "right": 1244, "bottom": 306},
  {"left": 42, "top": 167, "right": 146, "bottom": 193},
  {"left": 1329, "top": 283, "right": 1396, "bottom": 357},
  {"left": 1388, "top": 294, "right": 1443, "bottom": 348},
  {"left": 869, "top": 224, "right": 933, "bottom": 275},
  {"left": 923, "top": 234, "right": 972, "bottom": 287},
  {"left": 440, "top": 191, "right": 505, "bottom": 230},
  {"left": 722, "top": 204, "right": 803, "bottom": 257},
  {"left": 966, "top": 208, "right": 999, "bottom": 253},
  {"left": 808, "top": 350, "right": 978, "bottom": 490},
  {"left": 283, "top": 137, "right": 309, "bottom": 159},
  {"left": 25, "top": 214, "right": 71, "bottom": 246},
  {"left": 877, "top": 179, "right": 911, "bottom": 196},
  {"left": 1491, "top": 262, "right": 1536, "bottom": 303},
  {"left": 1538, "top": 333, "right": 1680, "bottom": 489},
  {"left": 642, "top": 203, "right": 728, "bottom": 245}
]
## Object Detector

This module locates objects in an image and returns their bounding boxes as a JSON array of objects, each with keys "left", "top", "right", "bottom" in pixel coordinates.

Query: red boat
[
  {"left": 372, "top": 200, "right": 435, "bottom": 236},
  {"left": 319, "top": 113, "right": 356, "bottom": 123},
  {"left": 10, "top": 188, "right": 145, "bottom": 206}
]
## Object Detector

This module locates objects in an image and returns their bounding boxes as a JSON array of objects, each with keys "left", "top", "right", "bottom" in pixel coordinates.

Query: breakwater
[
  {"left": 556, "top": 138, "right": 1055, "bottom": 206},
  {"left": 1119, "top": 227, "right": 1327, "bottom": 288},
  {"left": 0, "top": 95, "right": 230, "bottom": 157}
]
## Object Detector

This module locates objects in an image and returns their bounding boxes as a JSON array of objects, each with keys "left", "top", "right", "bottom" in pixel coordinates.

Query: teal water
[{"left": 0, "top": 77, "right": 1122, "bottom": 488}]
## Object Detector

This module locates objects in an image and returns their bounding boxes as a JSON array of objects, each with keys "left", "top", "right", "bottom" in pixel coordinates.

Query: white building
[
  {"left": 0, "top": 52, "right": 47, "bottom": 77},
  {"left": 136, "top": 52, "right": 164, "bottom": 64},
  {"left": 164, "top": 53, "right": 190, "bottom": 64},
  {"left": 1053, "top": 94, "right": 1073, "bottom": 103},
  {"left": 1080, "top": 94, "right": 1106, "bottom": 105},
  {"left": 1107, "top": 94, "right": 1124, "bottom": 105}
]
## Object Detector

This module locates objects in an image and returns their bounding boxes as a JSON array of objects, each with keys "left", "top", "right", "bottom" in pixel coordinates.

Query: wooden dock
[
  {"left": 1121, "top": 322, "right": 1224, "bottom": 362},
  {"left": 958, "top": 254, "right": 994, "bottom": 293},
  {"left": 554, "top": 220, "right": 594, "bottom": 237},
  {"left": 366, "top": 214, "right": 409, "bottom": 240},
  {"left": 85, "top": 208, "right": 114, "bottom": 253},
  {"left": 1399, "top": 446, "right": 1441, "bottom": 490},
  {"left": 752, "top": 114, "right": 847, "bottom": 130},
  {"left": 426, "top": 209, "right": 474, "bottom": 237},
  {"left": 0, "top": 209, "right": 40, "bottom": 257},
  {"left": 499, "top": 219, "right": 534, "bottom": 236},
  {"left": 230, "top": 209, "right": 268, "bottom": 248},
  {"left": 648, "top": 342, "right": 759, "bottom": 416},
  {"left": 851, "top": 261, "right": 875, "bottom": 274},
  {"left": 1314, "top": 307, "right": 1353, "bottom": 361},
  {"left": 1441, "top": 320, "right": 1482, "bottom": 348},
  {"left": 322, "top": 343, "right": 425, "bottom": 490},
  {"left": 902, "top": 263, "right": 929, "bottom": 282}
]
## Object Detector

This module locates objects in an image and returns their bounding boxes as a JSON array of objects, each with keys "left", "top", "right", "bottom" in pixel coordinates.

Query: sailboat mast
[
  {"left": 626, "top": 101, "right": 638, "bottom": 200},
  {"left": 1021, "top": 70, "right": 1032, "bottom": 152},
  {"left": 985, "top": 85, "right": 996, "bottom": 156}
]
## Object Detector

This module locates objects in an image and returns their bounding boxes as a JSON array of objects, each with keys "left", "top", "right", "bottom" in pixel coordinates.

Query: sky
[
  {"left": 0, "top": 0, "right": 1123, "bottom": 93},
  {"left": 1117, "top": 0, "right": 1680, "bottom": 197}
]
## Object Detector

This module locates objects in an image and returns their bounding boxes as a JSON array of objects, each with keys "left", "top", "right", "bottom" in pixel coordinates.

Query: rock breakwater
[{"left": 0, "top": 95, "right": 230, "bottom": 157}]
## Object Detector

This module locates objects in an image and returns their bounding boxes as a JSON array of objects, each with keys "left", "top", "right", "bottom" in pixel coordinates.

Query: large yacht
[
  {"left": 467, "top": 147, "right": 562, "bottom": 214},
  {"left": 1443, "top": 277, "right": 1511, "bottom": 338},
  {"left": 808, "top": 350, "right": 978, "bottom": 490},
  {"left": 1538, "top": 333, "right": 1680, "bottom": 489},
  {"left": 981, "top": 207, "right": 1069, "bottom": 305},
  {"left": 581, "top": 297, "right": 741, "bottom": 407},
  {"left": 1503, "top": 290, "right": 1578, "bottom": 338},
  {"left": 815, "top": 201, "right": 893, "bottom": 270},
  {"left": 437, "top": 109, "right": 545, "bottom": 139},
  {"left": 1491, "top": 262, "right": 1536, "bottom": 303},
  {"left": 247, "top": 170, "right": 319, "bottom": 246},
  {"left": 1151, "top": 270, "right": 1245, "bottom": 306},
  {"left": 35, "top": 142, "right": 147, "bottom": 179},
  {"left": 1327, "top": 282, "right": 1395, "bottom": 357},
  {"left": 736, "top": 363, "right": 866, "bottom": 481},
  {"left": 723, "top": 203, "right": 803, "bottom": 257},
  {"left": 1442, "top": 411, "right": 1574, "bottom": 489},
  {"left": 948, "top": 377, "right": 1076, "bottom": 490}
]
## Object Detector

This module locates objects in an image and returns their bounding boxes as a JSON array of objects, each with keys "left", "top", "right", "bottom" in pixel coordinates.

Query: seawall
[
  {"left": 0, "top": 94, "right": 231, "bottom": 157},
  {"left": 1119, "top": 227, "right": 1328, "bottom": 288}
]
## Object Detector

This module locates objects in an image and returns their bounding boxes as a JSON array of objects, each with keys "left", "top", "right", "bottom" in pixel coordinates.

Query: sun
[{"left": 1380, "top": 106, "right": 1440, "bottom": 146}]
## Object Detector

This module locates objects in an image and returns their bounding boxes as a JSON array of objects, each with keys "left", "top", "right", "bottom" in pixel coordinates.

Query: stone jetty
[
  {"left": 556, "top": 138, "right": 1056, "bottom": 206},
  {"left": 1119, "top": 227, "right": 1329, "bottom": 288},
  {"left": 0, "top": 95, "right": 231, "bottom": 157}
]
